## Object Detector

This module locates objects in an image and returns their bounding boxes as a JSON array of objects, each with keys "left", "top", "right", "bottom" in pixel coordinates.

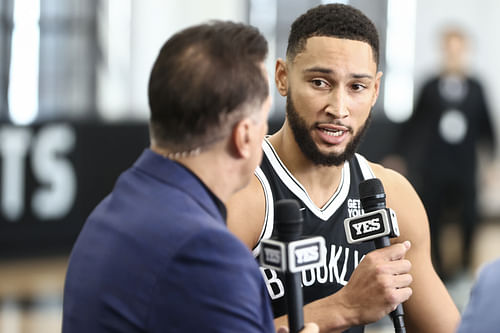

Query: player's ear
[
  {"left": 231, "top": 117, "right": 252, "bottom": 159},
  {"left": 372, "top": 71, "right": 383, "bottom": 107},
  {"left": 275, "top": 59, "right": 288, "bottom": 97}
]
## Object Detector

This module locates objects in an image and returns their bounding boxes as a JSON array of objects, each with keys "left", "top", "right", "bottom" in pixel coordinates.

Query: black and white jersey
[{"left": 255, "top": 138, "right": 376, "bottom": 332}]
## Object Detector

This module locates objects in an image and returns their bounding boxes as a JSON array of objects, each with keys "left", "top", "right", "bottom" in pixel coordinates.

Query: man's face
[
  {"left": 443, "top": 34, "right": 468, "bottom": 73},
  {"left": 277, "top": 36, "right": 382, "bottom": 166},
  {"left": 287, "top": 94, "right": 371, "bottom": 166}
]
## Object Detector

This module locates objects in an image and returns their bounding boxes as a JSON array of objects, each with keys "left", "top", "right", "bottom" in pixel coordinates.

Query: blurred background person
[{"left": 389, "top": 26, "right": 496, "bottom": 281}]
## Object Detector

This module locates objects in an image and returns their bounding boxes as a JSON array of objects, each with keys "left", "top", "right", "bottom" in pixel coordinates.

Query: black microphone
[
  {"left": 276, "top": 199, "right": 304, "bottom": 333},
  {"left": 344, "top": 178, "right": 406, "bottom": 333},
  {"left": 260, "top": 199, "right": 326, "bottom": 333}
]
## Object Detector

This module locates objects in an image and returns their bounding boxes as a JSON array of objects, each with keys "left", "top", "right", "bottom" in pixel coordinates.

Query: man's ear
[
  {"left": 372, "top": 71, "right": 383, "bottom": 107},
  {"left": 275, "top": 58, "right": 288, "bottom": 97},
  {"left": 231, "top": 118, "right": 252, "bottom": 159}
]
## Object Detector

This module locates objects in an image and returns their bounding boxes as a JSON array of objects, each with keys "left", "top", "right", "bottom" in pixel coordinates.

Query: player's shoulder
[
  {"left": 364, "top": 160, "right": 428, "bottom": 243},
  {"left": 226, "top": 173, "right": 267, "bottom": 250},
  {"left": 366, "top": 159, "right": 426, "bottom": 220},
  {"left": 228, "top": 173, "right": 265, "bottom": 207},
  {"left": 365, "top": 160, "right": 416, "bottom": 197}
]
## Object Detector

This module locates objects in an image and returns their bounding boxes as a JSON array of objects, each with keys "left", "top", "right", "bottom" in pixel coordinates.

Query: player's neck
[{"left": 269, "top": 127, "right": 344, "bottom": 207}]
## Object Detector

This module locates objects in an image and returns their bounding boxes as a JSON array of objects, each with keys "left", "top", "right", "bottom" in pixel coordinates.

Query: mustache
[{"left": 313, "top": 121, "right": 354, "bottom": 133}]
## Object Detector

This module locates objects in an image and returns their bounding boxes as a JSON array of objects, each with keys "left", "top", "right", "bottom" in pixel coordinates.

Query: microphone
[
  {"left": 344, "top": 178, "right": 406, "bottom": 333},
  {"left": 260, "top": 199, "right": 325, "bottom": 333}
]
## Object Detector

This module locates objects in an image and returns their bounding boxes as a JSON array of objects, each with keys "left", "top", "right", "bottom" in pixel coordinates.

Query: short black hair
[
  {"left": 287, "top": 4, "right": 379, "bottom": 66},
  {"left": 148, "top": 21, "right": 268, "bottom": 152}
]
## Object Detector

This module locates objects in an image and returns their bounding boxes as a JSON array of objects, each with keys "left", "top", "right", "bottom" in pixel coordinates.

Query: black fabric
[
  {"left": 258, "top": 151, "right": 376, "bottom": 333},
  {"left": 397, "top": 75, "right": 495, "bottom": 276},
  {"left": 400, "top": 76, "right": 494, "bottom": 183},
  {"left": 0, "top": 121, "right": 149, "bottom": 259}
]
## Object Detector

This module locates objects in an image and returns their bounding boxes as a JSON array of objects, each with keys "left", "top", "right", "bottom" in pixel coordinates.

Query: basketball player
[{"left": 227, "top": 4, "right": 460, "bottom": 332}]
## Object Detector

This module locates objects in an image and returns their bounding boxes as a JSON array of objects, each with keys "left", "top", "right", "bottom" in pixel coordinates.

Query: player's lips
[{"left": 316, "top": 124, "right": 349, "bottom": 144}]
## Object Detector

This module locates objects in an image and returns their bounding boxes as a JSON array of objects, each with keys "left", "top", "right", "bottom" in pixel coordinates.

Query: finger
[
  {"left": 302, "top": 322, "right": 319, "bottom": 333},
  {"left": 391, "top": 286, "right": 413, "bottom": 306},
  {"left": 381, "top": 241, "right": 411, "bottom": 261},
  {"left": 392, "top": 272, "right": 413, "bottom": 289},
  {"left": 276, "top": 326, "right": 288, "bottom": 333},
  {"left": 382, "top": 258, "right": 412, "bottom": 274}
]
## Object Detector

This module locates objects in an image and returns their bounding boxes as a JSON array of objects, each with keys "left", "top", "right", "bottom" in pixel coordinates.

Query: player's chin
[
  {"left": 316, "top": 138, "right": 349, "bottom": 155},
  {"left": 315, "top": 146, "right": 347, "bottom": 163}
]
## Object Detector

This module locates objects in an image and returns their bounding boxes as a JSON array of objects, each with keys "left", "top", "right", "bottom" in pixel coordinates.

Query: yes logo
[
  {"left": 294, "top": 246, "right": 319, "bottom": 264},
  {"left": 352, "top": 218, "right": 381, "bottom": 235}
]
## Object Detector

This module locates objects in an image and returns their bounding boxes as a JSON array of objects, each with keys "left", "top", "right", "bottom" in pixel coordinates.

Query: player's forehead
[{"left": 291, "top": 36, "right": 377, "bottom": 76}]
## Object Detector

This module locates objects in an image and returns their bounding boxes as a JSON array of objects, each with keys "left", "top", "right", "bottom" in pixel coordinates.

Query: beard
[{"left": 286, "top": 93, "right": 371, "bottom": 166}]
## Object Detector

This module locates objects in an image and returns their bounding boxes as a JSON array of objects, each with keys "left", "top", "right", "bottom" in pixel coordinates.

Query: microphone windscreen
[
  {"left": 359, "top": 178, "right": 384, "bottom": 199},
  {"left": 275, "top": 199, "right": 303, "bottom": 241},
  {"left": 359, "top": 178, "right": 386, "bottom": 212}
]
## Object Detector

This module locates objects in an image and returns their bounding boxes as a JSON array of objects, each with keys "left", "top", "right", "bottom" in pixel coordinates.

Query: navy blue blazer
[{"left": 62, "top": 149, "right": 274, "bottom": 332}]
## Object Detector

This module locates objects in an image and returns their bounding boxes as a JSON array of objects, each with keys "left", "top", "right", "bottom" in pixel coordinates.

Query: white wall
[
  {"left": 98, "top": 0, "right": 248, "bottom": 120},
  {"left": 130, "top": 0, "right": 248, "bottom": 117}
]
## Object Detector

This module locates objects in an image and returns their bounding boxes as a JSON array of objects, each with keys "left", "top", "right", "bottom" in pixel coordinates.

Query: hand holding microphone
[{"left": 344, "top": 178, "right": 412, "bottom": 332}]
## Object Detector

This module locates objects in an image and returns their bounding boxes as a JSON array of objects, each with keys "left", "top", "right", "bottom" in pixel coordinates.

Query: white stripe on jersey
[
  {"left": 252, "top": 139, "right": 376, "bottom": 256},
  {"left": 355, "top": 153, "right": 375, "bottom": 180},
  {"left": 261, "top": 138, "right": 350, "bottom": 221},
  {"left": 253, "top": 167, "right": 274, "bottom": 257}
]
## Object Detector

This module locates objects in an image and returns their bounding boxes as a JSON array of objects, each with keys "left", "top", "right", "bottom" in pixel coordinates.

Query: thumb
[
  {"left": 388, "top": 240, "right": 411, "bottom": 261},
  {"left": 276, "top": 322, "right": 319, "bottom": 333},
  {"left": 276, "top": 326, "right": 289, "bottom": 333},
  {"left": 303, "top": 322, "right": 320, "bottom": 332}
]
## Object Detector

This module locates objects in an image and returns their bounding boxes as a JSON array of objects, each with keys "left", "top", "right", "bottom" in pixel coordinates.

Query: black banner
[{"left": 0, "top": 121, "right": 149, "bottom": 259}]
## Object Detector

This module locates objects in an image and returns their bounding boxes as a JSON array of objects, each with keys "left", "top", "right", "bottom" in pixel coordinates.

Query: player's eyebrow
[{"left": 303, "top": 67, "right": 374, "bottom": 79}]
